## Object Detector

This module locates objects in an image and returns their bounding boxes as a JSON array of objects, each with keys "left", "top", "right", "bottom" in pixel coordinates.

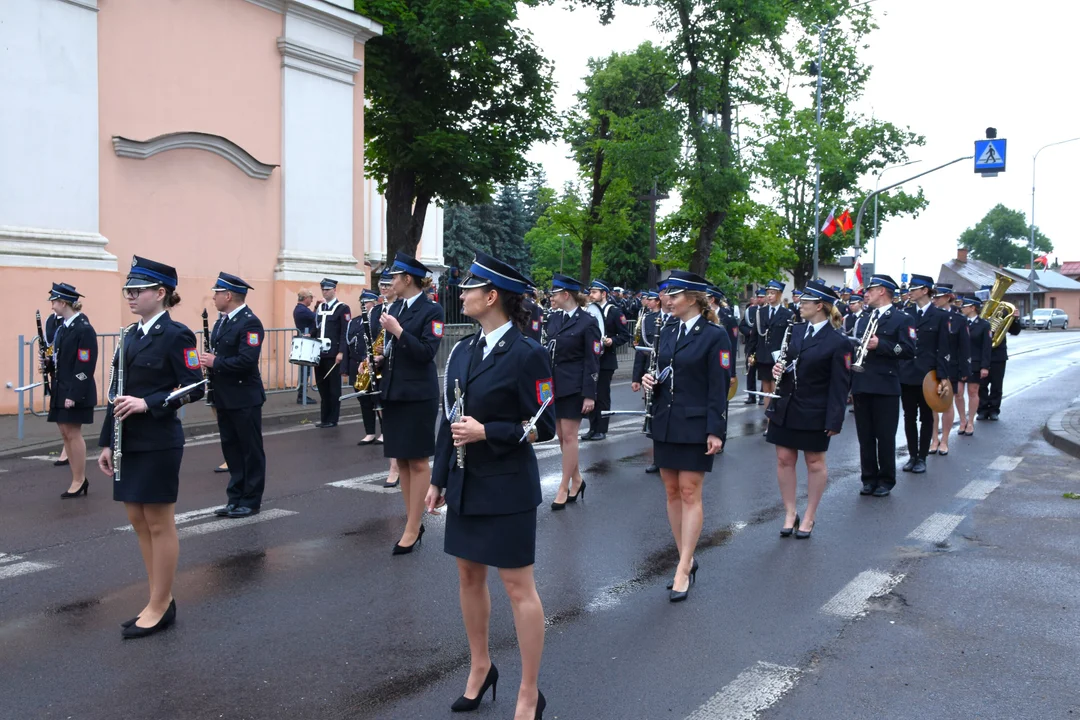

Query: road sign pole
[{"left": 1030, "top": 137, "right": 1080, "bottom": 317}]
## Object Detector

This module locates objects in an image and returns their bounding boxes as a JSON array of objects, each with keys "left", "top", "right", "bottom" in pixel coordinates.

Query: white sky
[{"left": 520, "top": 0, "right": 1080, "bottom": 282}]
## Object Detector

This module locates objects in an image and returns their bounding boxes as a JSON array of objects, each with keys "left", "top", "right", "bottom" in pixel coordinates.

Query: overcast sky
[{"left": 520, "top": 0, "right": 1080, "bottom": 283}]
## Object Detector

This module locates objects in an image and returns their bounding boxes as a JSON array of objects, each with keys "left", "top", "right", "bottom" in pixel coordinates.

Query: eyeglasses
[{"left": 122, "top": 287, "right": 158, "bottom": 299}]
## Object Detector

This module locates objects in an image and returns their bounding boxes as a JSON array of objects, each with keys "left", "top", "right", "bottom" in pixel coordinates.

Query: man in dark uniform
[
  {"left": 851, "top": 275, "right": 915, "bottom": 496},
  {"left": 740, "top": 289, "right": 765, "bottom": 403},
  {"left": 838, "top": 287, "right": 853, "bottom": 317},
  {"left": 708, "top": 286, "right": 740, "bottom": 348},
  {"left": 347, "top": 290, "right": 382, "bottom": 444},
  {"left": 844, "top": 293, "right": 864, "bottom": 336},
  {"left": 201, "top": 273, "right": 267, "bottom": 518},
  {"left": 789, "top": 289, "right": 804, "bottom": 320},
  {"left": 898, "top": 273, "right": 950, "bottom": 474},
  {"left": 293, "top": 289, "right": 318, "bottom": 404},
  {"left": 523, "top": 287, "right": 543, "bottom": 342},
  {"left": 314, "top": 278, "right": 351, "bottom": 428},
  {"left": 755, "top": 280, "right": 794, "bottom": 411},
  {"left": 583, "top": 279, "right": 632, "bottom": 441},
  {"left": 978, "top": 287, "right": 1021, "bottom": 421}
]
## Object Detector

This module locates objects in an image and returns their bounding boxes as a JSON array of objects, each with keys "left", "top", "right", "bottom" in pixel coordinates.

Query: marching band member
[
  {"left": 46, "top": 283, "right": 97, "bottom": 497},
  {"left": 202, "top": 273, "right": 267, "bottom": 519},
  {"left": 957, "top": 297, "right": 991, "bottom": 436},
  {"left": 293, "top": 289, "right": 318, "bottom": 405},
  {"left": 380, "top": 252, "right": 445, "bottom": 554},
  {"left": 641, "top": 270, "right": 731, "bottom": 602},
  {"left": 546, "top": 273, "right": 601, "bottom": 508},
  {"left": 347, "top": 290, "right": 383, "bottom": 445},
  {"left": 375, "top": 270, "right": 399, "bottom": 485},
  {"left": 523, "top": 286, "right": 543, "bottom": 342},
  {"left": 755, "top": 281, "right": 793, "bottom": 412},
  {"left": 633, "top": 292, "right": 663, "bottom": 473},
  {"left": 929, "top": 283, "right": 969, "bottom": 456},
  {"left": 314, "top": 279, "right": 351, "bottom": 428},
  {"left": 843, "top": 293, "right": 864, "bottom": 335},
  {"left": 97, "top": 256, "right": 204, "bottom": 638},
  {"left": 898, "top": 274, "right": 950, "bottom": 474},
  {"left": 978, "top": 293, "right": 1021, "bottom": 422},
  {"left": 43, "top": 308, "right": 71, "bottom": 467},
  {"left": 739, "top": 289, "right": 765, "bottom": 404},
  {"left": 582, "top": 279, "right": 631, "bottom": 442},
  {"left": 428, "top": 252, "right": 555, "bottom": 720},
  {"left": 766, "top": 282, "right": 851, "bottom": 536},
  {"left": 789, "top": 289, "right": 804, "bottom": 320},
  {"left": 851, "top": 275, "right": 915, "bottom": 497}
]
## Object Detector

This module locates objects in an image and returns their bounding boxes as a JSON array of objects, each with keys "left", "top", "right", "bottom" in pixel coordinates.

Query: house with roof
[
  {"left": 1005, "top": 267, "right": 1080, "bottom": 320},
  {"left": 1059, "top": 261, "right": 1080, "bottom": 282},
  {"left": 938, "top": 248, "right": 1042, "bottom": 314}
]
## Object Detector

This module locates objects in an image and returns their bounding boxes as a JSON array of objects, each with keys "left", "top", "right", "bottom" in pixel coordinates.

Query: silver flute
[
  {"left": 108, "top": 326, "right": 129, "bottom": 482},
  {"left": 453, "top": 379, "right": 466, "bottom": 468}
]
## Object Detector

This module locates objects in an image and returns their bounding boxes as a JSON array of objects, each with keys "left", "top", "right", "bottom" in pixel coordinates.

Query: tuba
[{"left": 980, "top": 271, "right": 1017, "bottom": 348}]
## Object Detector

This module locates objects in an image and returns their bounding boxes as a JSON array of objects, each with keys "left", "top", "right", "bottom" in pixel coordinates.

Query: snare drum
[{"left": 289, "top": 337, "right": 321, "bottom": 367}]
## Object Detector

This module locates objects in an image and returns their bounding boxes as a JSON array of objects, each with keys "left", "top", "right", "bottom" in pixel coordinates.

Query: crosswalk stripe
[
  {"left": 0, "top": 560, "right": 55, "bottom": 580},
  {"left": 114, "top": 505, "right": 225, "bottom": 532},
  {"left": 820, "top": 570, "right": 905, "bottom": 619},
  {"left": 956, "top": 479, "right": 1001, "bottom": 500},
  {"left": 684, "top": 661, "right": 801, "bottom": 720},
  {"left": 907, "top": 513, "right": 965, "bottom": 544},
  {"left": 0, "top": 553, "right": 22, "bottom": 564},
  {"left": 176, "top": 509, "right": 298, "bottom": 539},
  {"left": 988, "top": 455, "right": 1023, "bottom": 472}
]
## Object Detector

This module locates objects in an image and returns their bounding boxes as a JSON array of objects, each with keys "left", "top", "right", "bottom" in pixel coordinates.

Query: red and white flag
[{"left": 821, "top": 208, "right": 839, "bottom": 237}]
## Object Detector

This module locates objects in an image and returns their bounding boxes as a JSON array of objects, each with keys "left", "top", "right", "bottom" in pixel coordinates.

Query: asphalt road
[{"left": 2, "top": 330, "right": 1080, "bottom": 720}]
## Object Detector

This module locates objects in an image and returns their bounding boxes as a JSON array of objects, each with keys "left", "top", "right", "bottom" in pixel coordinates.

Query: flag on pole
[
  {"left": 838, "top": 209, "right": 854, "bottom": 233},
  {"left": 821, "top": 208, "right": 838, "bottom": 237},
  {"left": 854, "top": 260, "right": 863, "bottom": 287},
  {"left": 1036, "top": 254, "right": 1050, "bottom": 268}
]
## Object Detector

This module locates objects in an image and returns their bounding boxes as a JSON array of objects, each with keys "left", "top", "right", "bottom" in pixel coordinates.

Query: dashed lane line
[
  {"left": 956, "top": 479, "right": 1002, "bottom": 501},
  {"left": 114, "top": 504, "right": 226, "bottom": 532},
  {"left": 907, "top": 513, "right": 966, "bottom": 544},
  {"left": 684, "top": 661, "right": 801, "bottom": 720},
  {"left": 820, "top": 570, "right": 905, "bottom": 619},
  {"left": 176, "top": 508, "right": 298, "bottom": 539},
  {"left": 988, "top": 455, "right": 1023, "bottom": 472},
  {"left": 0, "top": 560, "right": 55, "bottom": 580}
]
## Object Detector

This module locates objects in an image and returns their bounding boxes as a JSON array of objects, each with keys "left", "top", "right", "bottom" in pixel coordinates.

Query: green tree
[
  {"left": 959, "top": 203, "right": 1052, "bottom": 268},
  {"left": 357, "top": 0, "right": 556, "bottom": 261}
]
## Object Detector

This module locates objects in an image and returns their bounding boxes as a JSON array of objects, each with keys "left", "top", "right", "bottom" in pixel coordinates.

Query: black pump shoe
[
  {"left": 392, "top": 525, "right": 424, "bottom": 555},
  {"left": 450, "top": 664, "right": 498, "bottom": 712},
  {"left": 795, "top": 520, "right": 816, "bottom": 539},
  {"left": 534, "top": 690, "right": 546, "bottom": 720},
  {"left": 122, "top": 599, "right": 175, "bottom": 639},
  {"left": 60, "top": 478, "right": 89, "bottom": 499},
  {"left": 567, "top": 480, "right": 586, "bottom": 502},
  {"left": 666, "top": 558, "right": 698, "bottom": 589},
  {"left": 779, "top": 513, "right": 800, "bottom": 538}
]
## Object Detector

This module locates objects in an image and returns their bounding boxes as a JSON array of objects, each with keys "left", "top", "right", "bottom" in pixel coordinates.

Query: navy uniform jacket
[
  {"left": 899, "top": 304, "right": 951, "bottom": 386},
  {"left": 843, "top": 310, "right": 863, "bottom": 336},
  {"left": 293, "top": 303, "right": 317, "bottom": 338},
  {"left": 739, "top": 305, "right": 759, "bottom": 358},
  {"left": 649, "top": 317, "right": 731, "bottom": 444},
  {"left": 967, "top": 317, "right": 992, "bottom": 374},
  {"left": 345, "top": 315, "right": 371, "bottom": 377},
  {"left": 755, "top": 304, "right": 795, "bottom": 365},
  {"left": 767, "top": 323, "right": 852, "bottom": 433},
  {"left": 98, "top": 312, "right": 205, "bottom": 452},
  {"left": 990, "top": 319, "right": 1022, "bottom": 362},
  {"left": 850, "top": 307, "right": 916, "bottom": 396},
  {"left": 315, "top": 299, "right": 351, "bottom": 361},
  {"left": 944, "top": 309, "right": 972, "bottom": 381},
  {"left": 523, "top": 298, "right": 543, "bottom": 342},
  {"left": 837, "top": 303, "right": 850, "bottom": 317},
  {"left": 718, "top": 306, "right": 739, "bottom": 348},
  {"left": 51, "top": 314, "right": 98, "bottom": 408},
  {"left": 45, "top": 313, "right": 62, "bottom": 347},
  {"left": 381, "top": 292, "right": 444, "bottom": 402},
  {"left": 209, "top": 308, "right": 266, "bottom": 410},
  {"left": 596, "top": 302, "right": 632, "bottom": 371},
  {"left": 546, "top": 307, "right": 600, "bottom": 399},
  {"left": 632, "top": 310, "right": 661, "bottom": 383},
  {"left": 432, "top": 327, "right": 556, "bottom": 516}
]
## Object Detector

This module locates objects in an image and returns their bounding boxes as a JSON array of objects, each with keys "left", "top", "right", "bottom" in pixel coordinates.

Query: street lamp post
[
  {"left": 1029, "top": 137, "right": 1080, "bottom": 318},
  {"left": 872, "top": 159, "right": 921, "bottom": 275}
]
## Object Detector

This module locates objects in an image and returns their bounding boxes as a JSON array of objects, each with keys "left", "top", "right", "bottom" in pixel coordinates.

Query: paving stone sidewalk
[{"left": 1042, "top": 403, "right": 1080, "bottom": 459}]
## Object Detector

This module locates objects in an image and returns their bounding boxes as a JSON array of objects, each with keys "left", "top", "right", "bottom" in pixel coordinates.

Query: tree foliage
[
  {"left": 959, "top": 203, "right": 1052, "bottom": 268},
  {"left": 357, "top": 0, "right": 556, "bottom": 261}
]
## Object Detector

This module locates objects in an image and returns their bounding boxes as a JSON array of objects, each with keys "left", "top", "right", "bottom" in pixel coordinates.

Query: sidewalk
[{"left": 1042, "top": 402, "right": 1080, "bottom": 459}]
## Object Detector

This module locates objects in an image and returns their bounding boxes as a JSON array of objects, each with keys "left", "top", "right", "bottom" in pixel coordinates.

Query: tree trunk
[
  {"left": 580, "top": 116, "right": 610, "bottom": 285},
  {"left": 384, "top": 168, "right": 430, "bottom": 264}
]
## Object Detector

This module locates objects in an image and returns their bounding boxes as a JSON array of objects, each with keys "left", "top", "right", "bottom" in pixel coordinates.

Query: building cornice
[
  {"left": 245, "top": 0, "right": 383, "bottom": 41},
  {"left": 112, "top": 132, "right": 277, "bottom": 180},
  {"left": 53, "top": 0, "right": 99, "bottom": 12},
  {"left": 0, "top": 226, "right": 117, "bottom": 272},
  {"left": 277, "top": 38, "right": 362, "bottom": 85},
  {"left": 274, "top": 249, "right": 367, "bottom": 284}
]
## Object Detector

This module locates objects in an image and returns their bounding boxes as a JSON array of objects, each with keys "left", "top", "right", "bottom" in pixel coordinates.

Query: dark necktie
[
  {"left": 136, "top": 326, "right": 145, "bottom": 340},
  {"left": 806, "top": 325, "right": 815, "bottom": 340},
  {"left": 469, "top": 337, "right": 487, "bottom": 374}
]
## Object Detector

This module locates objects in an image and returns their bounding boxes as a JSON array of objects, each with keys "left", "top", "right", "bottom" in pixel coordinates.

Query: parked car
[{"left": 1020, "top": 308, "right": 1069, "bottom": 330}]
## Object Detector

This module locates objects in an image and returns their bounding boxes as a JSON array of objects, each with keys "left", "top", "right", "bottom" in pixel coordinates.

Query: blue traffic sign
[
  {"left": 901, "top": 272, "right": 909, "bottom": 283},
  {"left": 974, "top": 139, "right": 1007, "bottom": 172}
]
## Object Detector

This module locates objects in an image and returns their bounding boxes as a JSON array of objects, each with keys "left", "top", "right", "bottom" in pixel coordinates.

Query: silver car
[{"left": 1022, "top": 308, "right": 1069, "bottom": 330}]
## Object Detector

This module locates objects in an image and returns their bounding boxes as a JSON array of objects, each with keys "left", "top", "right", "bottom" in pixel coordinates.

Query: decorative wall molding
[
  {"left": 246, "top": 0, "right": 382, "bottom": 42},
  {"left": 112, "top": 132, "right": 277, "bottom": 180},
  {"left": 274, "top": 249, "right": 367, "bottom": 284},
  {"left": 277, "top": 38, "right": 362, "bottom": 85},
  {"left": 0, "top": 225, "right": 117, "bottom": 272},
  {"left": 244, "top": 0, "right": 286, "bottom": 13},
  {"left": 53, "top": 0, "right": 99, "bottom": 12}
]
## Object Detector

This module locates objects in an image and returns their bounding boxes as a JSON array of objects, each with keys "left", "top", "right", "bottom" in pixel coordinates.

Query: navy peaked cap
[
  {"left": 126, "top": 255, "right": 178, "bottom": 289},
  {"left": 49, "top": 282, "right": 84, "bottom": 302},
  {"left": 213, "top": 272, "right": 254, "bottom": 294}
]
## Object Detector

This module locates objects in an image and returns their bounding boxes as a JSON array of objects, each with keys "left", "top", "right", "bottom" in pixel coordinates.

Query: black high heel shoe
[
  {"left": 779, "top": 513, "right": 799, "bottom": 537},
  {"left": 60, "top": 478, "right": 89, "bottom": 499},
  {"left": 669, "top": 571, "right": 693, "bottom": 602},
  {"left": 535, "top": 690, "right": 546, "bottom": 720},
  {"left": 450, "top": 664, "right": 498, "bottom": 712},
  {"left": 567, "top": 479, "right": 586, "bottom": 503},
  {"left": 121, "top": 599, "right": 175, "bottom": 639},
  {"left": 667, "top": 558, "right": 698, "bottom": 589},
  {"left": 550, "top": 489, "right": 568, "bottom": 511},
  {"left": 392, "top": 524, "right": 425, "bottom": 555},
  {"left": 795, "top": 520, "right": 816, "bottom": 539}
]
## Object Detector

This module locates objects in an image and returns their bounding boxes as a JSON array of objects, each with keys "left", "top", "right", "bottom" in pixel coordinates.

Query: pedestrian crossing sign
[{"left": 974, "top": 139, "right": 1006, "bottom": 173}]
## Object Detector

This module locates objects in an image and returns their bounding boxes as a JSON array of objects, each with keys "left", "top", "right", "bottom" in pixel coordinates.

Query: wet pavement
[{"left": 2, "top": 331, "right": 1080, "bottom": 719}]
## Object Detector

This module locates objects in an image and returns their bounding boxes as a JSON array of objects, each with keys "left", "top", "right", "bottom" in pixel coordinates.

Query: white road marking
[
  {"left": 0, "top": 560, "right": 55, "bottom": 580},
  {"left": 988, "top": 455, "right": 1023, "bottom": 472},
  {"left": 176, "top": 508, "right": 298, "bottom": 539},
  {"left": 684, "top": 661, "right": 801, "bottom": 720},
  {"left": 820, "top": 570, "right": 905, "bottom": 619},
  {"left": 21, "top": 455, "right": 58, "bottom": 462},
  {"left": 0, "top": 553, "right": 22, "bottom": 564},
  {"left": 114, "top": 505, "right": 225, "bottom": 532},
  {"left": 956, "top": 479, "right": 1002, "bottom": 500},
  {"left": 328, "top": 472, "right": 399, "bottom": 494},
  {"left": 907, "top": 513, "right": 965, "bottom": 544}
]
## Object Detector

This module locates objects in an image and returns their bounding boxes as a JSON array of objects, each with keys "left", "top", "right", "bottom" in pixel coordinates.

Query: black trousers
[
  {"left": 900, "top": 383, "right": 933, "bottom": 460},
  {"left": 588, "top": 368, "right": 615, "bottom": 434},
  {"left": 217, "top": 405, "right": 266, "bottom": 509},
  {"left": 316, "top": 355, "right": 341, "bottom": 424},
  {"left": 978, "top": 360, "right": 1007, "bottom": 415},
  {"left": 853, "top": 393, "right": 900, "bottom": 489},
  {"left": 295, "top": 366, "right": 316, "bottom": 402},
  {"left": 745, "top": 356, "right": 757, "bottom": 393}
]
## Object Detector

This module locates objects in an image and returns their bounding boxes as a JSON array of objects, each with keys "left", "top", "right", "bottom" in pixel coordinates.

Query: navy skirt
[
  {"left": 653, "top": 439, "right": 714, "bottom": 473},
  {"left": 382, "top": 398, "right": 438, "bottom": 459},
  {"left": 113, "top": 448, "right": 183, "bottom": 504},
  {"left": 444, "top": 507, "right": 537, "bottom": 568},
  {"left": 47, "top": 405, "right": 93, "bottom": 425},
  {"left": 756, "top": 363, "right": 776, "bottom": 382},
  {"left": 766, "top": 423, "right": 831, "bottom": 453},
  {"left": 554, "top": 393, "right": 585, "bottom": 420}
]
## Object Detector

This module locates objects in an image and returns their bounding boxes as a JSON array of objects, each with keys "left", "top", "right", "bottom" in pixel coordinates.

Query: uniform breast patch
[
  {"left": 593, "top": 340, "right": 601, "bottom": 355},
  {"left": 432, "top": 321, "right": 444, "bottom": 337},
  {"left": 845, "top": 353, "right": 852, "bottom": 370},
  {"left": 532, "top": 320, "right": 540, "bottom": 331},
  {"left": 77, "top": 349, "right": 91, "bottom": 362},
  {"left": 344, "top": 314, "right": 351, "bottom": 322},
  {"left": 720, "top": 350, "right": 731, "bottom": 369},
  {"left": 247, "top": 332, "right": 260, "bottom": 346},
  {"left": 184, "top": 348, "right": 200, "bottom": 369},
  {"left": 536, "top": 378, "right": 553, "bottom": 403}
]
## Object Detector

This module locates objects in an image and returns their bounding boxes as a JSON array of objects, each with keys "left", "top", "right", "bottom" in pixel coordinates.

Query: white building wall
[{"left": 363, "top": 177, "right": 445, "bottom": 273}]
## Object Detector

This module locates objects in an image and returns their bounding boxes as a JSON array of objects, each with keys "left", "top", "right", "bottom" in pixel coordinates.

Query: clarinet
[
  {"left": 643, "top": 317, "right": 661, "bottom": 434},
  {"left": 201, "top": 309, "right": 215, "bottom": 406},
  {"left": 35, "top": 311, "right": 54, "bottom": 396}
]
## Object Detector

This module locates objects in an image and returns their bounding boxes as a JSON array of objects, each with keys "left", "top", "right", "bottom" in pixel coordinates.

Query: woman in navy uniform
[
  {"left": 428, "top": 252, "right": 555, "bottom": 720},
  {"left": 379, "top": 252, "right": 445, "bottom": 553},
  {"left": 766, "top": 281, "right": 852, "bottom": 537},
  {"left": 544, "top": 273, "right": 600, "bottom": 509},
  {"left": 929, "top": 284, "right": 970, "bottom": 455},
  {"left": 46, "top": 282, "right": 97, "bottom": 497},
  {"left": 957, "top": 297, "right": 991, "bottom": 436},
  {"left": 347, "top": 290, "right": 382, "bottom": 445},
  {"left": 641, "top": 271, "right": 731, "bottom": 602},
  {"left": 96, "top": 256, "right": 204, "bottom": 639}
]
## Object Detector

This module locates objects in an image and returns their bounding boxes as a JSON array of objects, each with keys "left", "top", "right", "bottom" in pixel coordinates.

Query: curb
[{"left": 1042, "top": 408, "right": 1080, "bottom": 460}]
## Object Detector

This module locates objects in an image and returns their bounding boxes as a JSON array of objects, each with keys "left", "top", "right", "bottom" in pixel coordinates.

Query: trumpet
[{"left": 851, "top": 311, "right": 880, "bottom": 374}]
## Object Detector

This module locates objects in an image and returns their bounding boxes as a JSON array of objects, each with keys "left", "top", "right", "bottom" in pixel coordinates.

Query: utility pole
[
  {"left": 638, "top": 179, "right": 669, "bottom": 290},
  {"left": 1030, "top": 137, "right": 1080, "bottom": 318}
]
